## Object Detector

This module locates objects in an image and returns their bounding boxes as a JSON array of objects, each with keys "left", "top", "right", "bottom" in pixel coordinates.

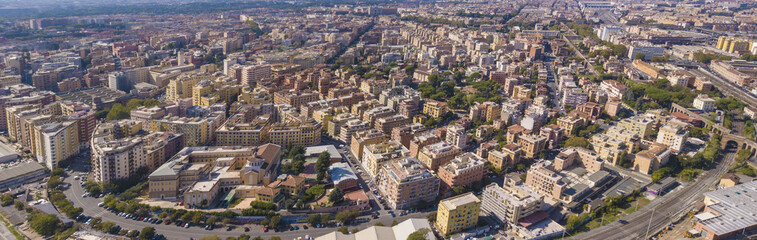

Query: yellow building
[
  {"left": 557, "top": 115, "right": 584, "bottom": 136},
  {"left": 150, "top": 114, "right": 221, "bottom": 147},
  {"left": 436, "top": 193, "right": 481, "bottom": 236},
  {"left": 267, "top": 118, "right": 322, "bottom": 147},
  {"left": 717, "top": 36, "right": 753, "bottom": 53},
  {"left": 422, "top": 99, "right": 448, "bottom": 119},
  {"left": 167, "top": 73, "right": 207, "bottom": 102}
]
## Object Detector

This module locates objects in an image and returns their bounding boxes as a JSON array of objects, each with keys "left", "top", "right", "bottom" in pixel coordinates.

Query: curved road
[
  {"left": 571, "top": 148, "right": 736, "bottom": 240},
  {"left": 61, "top": 169, "right": 427, "bottom": 240}
]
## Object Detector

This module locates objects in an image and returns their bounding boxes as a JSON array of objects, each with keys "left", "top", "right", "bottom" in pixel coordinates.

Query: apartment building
[
  {"left": 438, "top": 153, "right": 487, "bottom": 194},
  {"left": 422, "top": 99, "right": 447, "bottom": 119},
  {"left": 273, "top": 90, "right": 320, "bottom": 107},
  {"left": 408, "top": 132, "right": 441, "bottom": 157},
  {"left": 487, "top": 144, "right": 524, "bottom": 170},
  {"left": 525, "top": 161, "right": 564, "bottom": 201},
  {"left": 481, "top": 183, "right": 542, "bottom": 226},
  {"left": 267, "top": 118, "right": 322, "bottom": 146},
  {"left": 376, "top": 157, "right": 440, "bottom": 210},
  {"left": 241, "top": 63, "right": 271, "bottom": 86},
  {"left": 617, "top": 115, "right": 655, "bottom": 138},
  {"left": 518, "top": 134, "right": 548, "bottom": 159},
  {"left": 591, "top": 133, "right": 627, "bottom": 165},
  {"left": 350, "top": 129, "right": 388, "bottom": 160},
  {"left": 632, "top": 59, "right": 663, "bottom": 79},
  {"left": 91, "top": 120, "right": 183, "bottom": 182},
  {"left": 375, "top": 114, "right": 409, "bottom": 134},
  {"left": 470, "top": 102, "right": 501, "bottom": 122},
  {"left": 633, "top": 143, "right": 672, "bottom": 174},
  {"left": 34, "top": 120, "right": 80, "bottom": 169},
  {"left": 362, "top": 140, "right": 410, "bottom": 177},
  {"left": 436, "top": 193, "right": 481, "bottom": 236},
  {"left": 418, "top": 141, "right": 461, "bottom": 171},
  {"left": 149, "top": 112, "right": 224, "bottom": 147},
  {"left": 553, "top": 147, "right": 603, "bottom": 172},
  {"left": 655, "top": 119, "right": 689, "bottom": 153},
  {"left": 557, "top": 115, "right": 585, "bottom": 136},
  {"left": 693, "top": 94, "right": 715, "bottom": 112},
  {"left": 446, "top": 125, "right": 468, "bottom": 149}
]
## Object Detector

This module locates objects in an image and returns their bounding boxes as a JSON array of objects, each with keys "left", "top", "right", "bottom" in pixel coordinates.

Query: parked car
[
  {"left": 245, "top": 227, "right": 251, "bottom": 232},
  {"left": 184, "top": 223, "right": 190, "bottom": 228}
]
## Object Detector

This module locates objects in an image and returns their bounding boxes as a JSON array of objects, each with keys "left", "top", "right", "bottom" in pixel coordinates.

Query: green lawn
[{"left": 579, "top": 197, "right": 651, "bottom": 231}]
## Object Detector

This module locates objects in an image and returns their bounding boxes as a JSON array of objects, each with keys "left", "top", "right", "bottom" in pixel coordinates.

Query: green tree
[
  {"left": 30, "top": 213, "right": 59, "bottom": 236},
  {"left": 338, "top": 226, "right": 349, "bottom": 234},
  {"left": 407, "top": 228, "right": 431, "bottom": 240},
  {"left": 328, "top": 188, "right": 344, "bottom": 203},
  {"left": 268, "top": 237, "right": 281, "bottom": 240},
  {"left": 307, "top": 214, "right": 320, "bottom": 226},
  {"left": 268, "top": 216, "right": 281, "bottom": 228},
  {"left": 207, "top": 216, "right": 219, "bottom": 226},
  {"left": 320, "top": 213, "right": 331, "bottom": 225},
  {"left": 315, "top": 151, "right": 332, "bottom": 181},
  {"left": 335, "top": 209, "right": 359, "bottom": 224},
  {"left": 106, "top": 103, "right": 130, "bottom": 120},
  {"left": 563, "top": 137, "right": 590, "bottom": 148},
  {"left": 200, "top": 236, "right": 222, "bottom": 240},
  {"left": 139, "top": 227, "right": 155, "bottom": 240},
  {"left": 181, "top": 212, "right": 193, "bottom": 222},
  {"left": 192, "top": 212, "right": 205, "bottom": 224}
]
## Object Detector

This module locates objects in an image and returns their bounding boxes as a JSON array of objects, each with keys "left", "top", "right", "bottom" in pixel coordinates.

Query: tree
[
  {"left": 374, "top": 222, "right": 385, "bottom": 226},
  {"left": 268, "top": 237, "right": 281, "bottom": 240},
  {"left": 307, "top": 214, "right": 321, "bottom": 226},
  {"left": 328, "top": 188, "right": 344, "bottom": 203},
  {"left": 315, "top": 151, "right": 332, "bottom": 181},
  {"left": 634, "top": 53, "right": 646, "bottom": 60},
  {"left": 139, "top": 227, "right": 155, "bottom": 240},
  {"left": 320, "top": 213, "right": 331, "bottom": 225},
  {"left": 207, "top": 216, "right": 219, "bottom": 226},
  {"left": 391, "top": 220, "right": 399, "bottom": 226},
  {"left": 238, "top": 235, "right": 251, "bottom": 240},
  {"left": 452, "top": 186, "right": 466, "bottom": 195},
  {"left": 337, "top": 226, "right": 349, "bottom": 234},
  {"left": 563, "top": 137, "right": 590, "bottom": 148},
  {"left": 106, "top": 103, "right": 130, "bottom": 120},
  {"left": 181, "top": 212, "right": 193, "bottom": 222},
  {"left": 268, "top": 216, "right": 281, "bottom": 228},
  {"left": 30, "top": 213, "right": 59, "bottom": 236},
  {"left": 407, "top": 228, "right": 431, "bottom": 240},
  {"left": 200, "top": 236, "right": 223, "bottom": 240},
  {"left": 192, "top": 212, "right": 205, "bottom": 224},
  {"left": 426, "top": 212, "right": 437, "bottom": 223},
  {"left": 335, "top": 209, "right": 359, "bottom": 224}
]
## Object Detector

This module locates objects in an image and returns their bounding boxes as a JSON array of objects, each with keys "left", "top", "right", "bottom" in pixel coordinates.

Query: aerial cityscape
[{"left": 0, "top": 0, "right": 755, "bottom": 239}]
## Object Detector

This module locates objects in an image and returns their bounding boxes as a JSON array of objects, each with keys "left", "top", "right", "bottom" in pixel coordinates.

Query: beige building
[
  {"left": 617, "top": 116, "right": 655, "bottom": 139},
  {"left": 655, "top": 119, "right": 689, "bottom": 153},
  {"left": 34, "top": 120, "right": 80, "bottom": 169},
  {"left": 148, "top": 144, "right": 281, "bottom": 204},
  {"left": 91, "top": 120, "right": 184, "bottom": 182},
  {"left": 481, "top": 183, "right": 542, "bottom": 226},
  {"left": 362, "top": 140, "right": 410, "bottom": 177},
  {"left": 633, "top": 143, "right": 672, "bottom": 174},
  {"left": 517, "top": 134, "right": 548, "bottom": 159},
  {"left": 553, "top": 147, "right": 603, "bottom": 172},
  {"left": 376, "top": 157, "right": 439, "bottom": 209},
  {"left": 350, "top": 129, "right": 388, "bottom": 160},
  {"left": 487, "top": 144, "right": 523, "bottom": 170}
]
